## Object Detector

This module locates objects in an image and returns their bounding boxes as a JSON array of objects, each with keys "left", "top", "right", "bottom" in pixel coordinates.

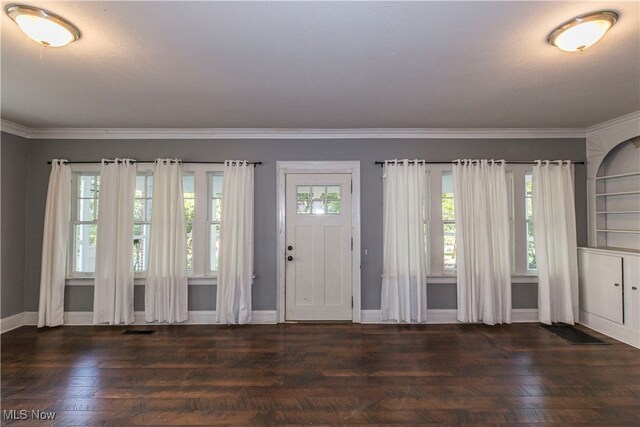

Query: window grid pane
[
  {"left": 72, "top": 173, "right": 100, "bottom": 274},
  {"left": 134, "top": 174, "right": 153, "bottom": 273},
  {"left": 183, "top": 174, "right": 195, "bottom": 272},
  {"left": 442, "top": 173, "right": 456, "bottom": 270},
  {"left": 424, "top": 173, "right": 430, "bottom": 272},
  {"left": 297, "top": 184, "right": 341, "bottom": 215},
  {"left": 525, "top": 173, "right": 536, "bottom": 270},
  {"left": 208, "top": 174, "right": 223, "bottom": 272}
]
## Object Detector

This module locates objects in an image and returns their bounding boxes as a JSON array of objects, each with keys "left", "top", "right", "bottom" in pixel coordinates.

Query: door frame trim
[{"left": 276, "top": 161, "right": 361, "bottom": 323}]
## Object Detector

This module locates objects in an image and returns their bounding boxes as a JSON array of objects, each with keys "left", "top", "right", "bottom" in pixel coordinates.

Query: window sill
[
  {"left": 65, "top": 276, "right": 219, "bottom": 286},
  {"left": 381, "top": 274, "right": 538, "bottom": 284},
  {"left": 65, "top": 274, "right": 256, "bottom": 286},
  {"left": 426, "top": 275, "right": 538, "bottom": 284}
]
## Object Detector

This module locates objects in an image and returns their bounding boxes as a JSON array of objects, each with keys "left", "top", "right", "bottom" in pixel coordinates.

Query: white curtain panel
[
  {"left": 38, "top": 160, "right": 72, "bottom": 327},
  {"left": 217, "top": 160, "right": 254, "bottom": 324},
  {"left": 93, "top": 159, "right": 136, "bottom": 325},
  {"left": 381, "top": 160, "right": 428, "bottom": 323},
  {"left": 145, "top": 159, "right": 188, "bottom": 323},
  {"left": 533, "top": 160, "right": 579, "bottom": 325},
  {"left": 453, "top": 159, "right": 512, "bottom": 325}
]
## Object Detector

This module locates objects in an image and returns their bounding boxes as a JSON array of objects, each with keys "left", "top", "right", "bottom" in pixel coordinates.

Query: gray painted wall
[
  {"left": 20, "top": 137, "right": 587, "bottom": 313},
  {"left": 1, "top": 132, "right": 28, "bottom": 318}
]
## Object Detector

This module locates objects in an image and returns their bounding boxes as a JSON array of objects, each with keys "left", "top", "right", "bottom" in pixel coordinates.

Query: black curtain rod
[
  {"left": 47, "top": 160, "right": 262, "bottom": 166},
  {"left": 374, "top": 160, "right": 584, "bottom": 166}
]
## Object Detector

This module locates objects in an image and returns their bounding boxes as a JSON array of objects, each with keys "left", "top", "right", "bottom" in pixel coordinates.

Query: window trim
[{"left": 68, "top": 170, "right": 100, "bottom": 278}]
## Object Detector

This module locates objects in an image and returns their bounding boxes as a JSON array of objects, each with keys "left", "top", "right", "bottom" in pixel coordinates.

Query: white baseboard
[
  {"left": 24, "top": 311, "right": 38, "bottom": 325},
  {"left": 360, "top": 308, "right": 539, "bottom": 324},
  {"left": 250, "top": 310, "right": 279, "bottom": 324},
  {"left": 1, "top": 312, "right": 26, "bottom": 333},
  {"left": 511, "top": 308, "right": 540, "bottom": 323},
  {"left": 7, "top": 309, "right": 540, "bottom": 330},
  {"left": 18, "top": 310, "right": 278, "bottom": 327},
  {"left": 579, "top": 310, "right": 640, "bottom": 349}
]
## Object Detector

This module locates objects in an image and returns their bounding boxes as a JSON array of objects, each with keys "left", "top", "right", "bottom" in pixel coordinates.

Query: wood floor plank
[{"left": 2, "top": 323, "right": 639, "bottom": 425}]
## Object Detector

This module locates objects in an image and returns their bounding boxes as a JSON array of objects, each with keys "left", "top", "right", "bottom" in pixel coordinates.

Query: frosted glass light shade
[
  {"left": 548, "top": 11, "right": 618, "bottom": 52},
  {"left": 6, "top": 5, "right": 80, "bottom": 47}
]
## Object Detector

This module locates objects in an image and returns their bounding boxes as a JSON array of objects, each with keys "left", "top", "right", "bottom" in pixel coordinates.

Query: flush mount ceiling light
[
  {"left": 547, "top": 10, "right": 618, "bottom": 52},
  {"left": 5, "top": 4, "right": 81, "bottom": 47}
]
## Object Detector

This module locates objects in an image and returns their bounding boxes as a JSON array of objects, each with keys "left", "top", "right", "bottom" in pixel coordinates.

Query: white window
[
  {"left": 183, "top": 174, "right": 195, "bottom": 272},
  {"left": 207, "top": 173, "right": 223, "bottom": 273},
  {"left": 70, "top": 173, "right": 99, "bottom": 275},
  {"left": 525, "top": 172, "right": 536, "bottom": 270},
  {"left": 69, "top": 166, "right": 221, "bottom": 279},
  {"left": 424, "top": 172, "right": 431, "bottom": 272},
  {"left": 133, "top": 173, "right": 196, "bottom": 275},
  {"left": 441, "top": 172, "right": 456, "bottom": 271},
  {"left": 134, "top": 173, "right": 153, "bottom": 273},
  {"left": 439, "top": 171, "right": 514, "bottom": 273},
  {"left": 507, "top": 172, "right": 515, "bottom": 273}
]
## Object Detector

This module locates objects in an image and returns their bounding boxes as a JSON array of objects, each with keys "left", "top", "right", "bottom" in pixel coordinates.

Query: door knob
[
  {"left": 287, "top": 245, "right": 293, "bottom": 251},
  {"left": 287, "top": 256, "right": 294, "bottom": 261}
]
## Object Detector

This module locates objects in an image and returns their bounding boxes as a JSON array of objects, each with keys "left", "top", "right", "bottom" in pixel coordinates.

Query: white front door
[{"left": 285, "top": 173, "right": 353, "bottom": 320}]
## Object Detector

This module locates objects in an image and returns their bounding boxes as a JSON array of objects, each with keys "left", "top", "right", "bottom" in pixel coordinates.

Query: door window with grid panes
[{"left": 296, "top": 185, "right": 341, "bottom": 215}]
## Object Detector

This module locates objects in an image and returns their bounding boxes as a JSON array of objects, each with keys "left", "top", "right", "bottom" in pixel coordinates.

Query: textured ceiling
[{"left": 1, "top": 1, "right": 639, "bottom": 129}]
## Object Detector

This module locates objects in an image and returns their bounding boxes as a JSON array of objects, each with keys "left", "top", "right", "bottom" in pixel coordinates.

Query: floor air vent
[
  {"left": 122, "top": 330, "right": 156, "bottom": 335},
  {"left": 539, "top": 324, "right": 608, "bottom": 345}
]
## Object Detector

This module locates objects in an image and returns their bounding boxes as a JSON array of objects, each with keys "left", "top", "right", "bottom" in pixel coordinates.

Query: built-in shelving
[
  {"left": 596, "top": 211, "right": 640, "bottom": 214},
  {"left": 596, "top": 191, "right": 640, "bottom": 197},
  {"left": 595, "top": 171, "right": 640, "bottom": 180},
  {"left": 592, "top": 136, "right": 640, "bottom": 250}
]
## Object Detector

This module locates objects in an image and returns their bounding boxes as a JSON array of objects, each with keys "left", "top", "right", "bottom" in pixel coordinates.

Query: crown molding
[
  {"left": 4, "top": 113, "right": 638, "bottom": 141},
  {"left": 0, "top": 120, "right": 30, "bottom": 138},
  {"left": 0, "top": 120, "right": 587, "bottom": 140},
  {"left": 586, "top": 110, "right": 640, "bottom": 137}
]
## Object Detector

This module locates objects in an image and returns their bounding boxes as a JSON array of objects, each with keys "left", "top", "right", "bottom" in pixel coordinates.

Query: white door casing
[
  {"left": 276, "top": 161, "right": 361, "bottom": 323},
  {"left": 285, "top": 174, "right": 352, "bottom": 320}
]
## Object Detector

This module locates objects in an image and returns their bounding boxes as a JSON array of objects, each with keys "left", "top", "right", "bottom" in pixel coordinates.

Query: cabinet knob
[
  {"left": 633, "top": 286, "right": 638, "bottom": 291},
  {"left": 614, "top": 283, "right": 620, "bottom": 287}
]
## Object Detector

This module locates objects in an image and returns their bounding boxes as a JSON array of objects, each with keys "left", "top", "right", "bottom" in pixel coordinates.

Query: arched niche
[
  {"left": 586, "top": 113, "right": 640, "bottom": 248},
  {"left": 597, "top": 137, "right": 640, "bottom": 177},
  {"left": 593, "top": 137, "right": 640, "bottom": 250}
]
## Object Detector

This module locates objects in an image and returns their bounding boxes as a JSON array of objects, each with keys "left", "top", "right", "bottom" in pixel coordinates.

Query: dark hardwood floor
[{"left": 1, "top": 323, "right": 639, "bottom": 426}]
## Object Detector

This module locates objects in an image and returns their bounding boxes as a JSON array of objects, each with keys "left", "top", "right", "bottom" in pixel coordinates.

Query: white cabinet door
[
  {"left": 623, "top": 255, "right": 640, "bottom": 330},
  {"left": 285, "top": 173, "right": 352, "bottom": 321},
  {"left": 579, "top": 251, "right": 624, "bottom": 324}
]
